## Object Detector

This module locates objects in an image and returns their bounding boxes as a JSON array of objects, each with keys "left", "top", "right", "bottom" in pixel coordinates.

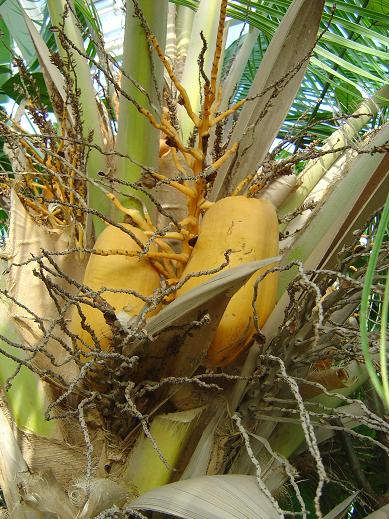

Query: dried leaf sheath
[{"left": 3, "top": 191, "right": 84, "bottom": 382}]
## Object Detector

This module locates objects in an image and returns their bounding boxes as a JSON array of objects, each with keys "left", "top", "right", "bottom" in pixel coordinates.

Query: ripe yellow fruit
[
  {"left": 177, "top": 196, "right": 279, "bottom": 367},
  {"left": 70, "top": 224, "right": 161, "bottom": 356}
]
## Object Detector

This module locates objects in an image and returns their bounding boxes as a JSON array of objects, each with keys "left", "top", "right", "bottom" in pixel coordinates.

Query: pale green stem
[
  {"left": 280, "top": 148, "right": 357, "bottom": 241},
  {"left": 175, "top": 4, "right": 195, "bottom": 80},
  {"left": 165, "top": 3, "right": 177, "bottom": 69},
  {"left": 380, "top": 270, "right": 389, "bottom": 409},
  {"left": 47, "top": 0, "right": 104, "bottom": 146},
  {"left": 279, "top": 83, "right": 389, "bottom": 219},
  {"left": 115, "top": 0, "right": 168, "bottom": 209},
  {"left": 278, "top": 123, "right": 389, "bottom": 297},
  {"left": 178, "top": 0, "right": 222, "bottom": 142},
  {"left": 359, "top": 193, "right": 389, "bottom": 406}
]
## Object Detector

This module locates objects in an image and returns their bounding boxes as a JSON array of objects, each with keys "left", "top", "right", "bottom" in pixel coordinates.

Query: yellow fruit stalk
[
  {"left": 70, "top": 224, "right": 161, "bottom": 356},
  {"left": 124, "top": 408, "right": 203, "bottom": 494},
  {"left": 177, "top": 196, "right": 279, "bottom": 367}
]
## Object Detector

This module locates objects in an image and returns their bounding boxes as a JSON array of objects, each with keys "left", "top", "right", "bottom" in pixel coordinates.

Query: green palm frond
[{"left": 209, "top": 0, "right": 388, "bottom": 144}]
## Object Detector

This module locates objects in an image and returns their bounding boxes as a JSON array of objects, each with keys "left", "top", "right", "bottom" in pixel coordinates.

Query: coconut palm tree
[{"left": 0, "top": 0, "right": 388, "bottom": 517}]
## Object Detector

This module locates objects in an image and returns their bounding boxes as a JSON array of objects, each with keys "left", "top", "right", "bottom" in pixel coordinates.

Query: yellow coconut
[
  {"left": 177, "top": 196, "right": 279, "bottom": 366},
  {"left": 70, "top": 224, "right": 160, "bottom": 356}
]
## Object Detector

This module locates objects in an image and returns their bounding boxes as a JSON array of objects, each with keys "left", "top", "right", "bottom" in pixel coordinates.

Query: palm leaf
[
  {"left": 0, "top": 0, "right": 37, "bottom": 65},
  {"left": 210, "top": 0, "right": 325, "bottom": 200}
]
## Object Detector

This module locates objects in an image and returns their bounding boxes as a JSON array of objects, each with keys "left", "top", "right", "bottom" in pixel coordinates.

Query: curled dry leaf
[{"left": 300, "top": 367, "right": 352, "bottom": 398}]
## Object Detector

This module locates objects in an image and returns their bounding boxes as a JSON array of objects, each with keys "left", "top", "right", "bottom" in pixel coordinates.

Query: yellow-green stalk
[{"left": 124, "top": 408, "right": 203, "bottom": 494}]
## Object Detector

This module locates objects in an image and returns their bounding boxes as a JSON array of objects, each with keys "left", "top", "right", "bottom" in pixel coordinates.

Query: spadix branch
[
  {"left": 209, "top": 0, "right": 227, "bottom": 107},
  {"left": 130, "top": 0, "right": 244, "bottom": 169},
  {"left": 13, "top": 16, "right": 243, "bottom": 195},
  {"left": 149, "top": 34, "right": 200, "bottom": 126},
  {"left": 210, "top": 99, "right": 246, "bottom": 126},
  {"left": 57, "top": 43, "right": 194, "bottom": 165}
]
